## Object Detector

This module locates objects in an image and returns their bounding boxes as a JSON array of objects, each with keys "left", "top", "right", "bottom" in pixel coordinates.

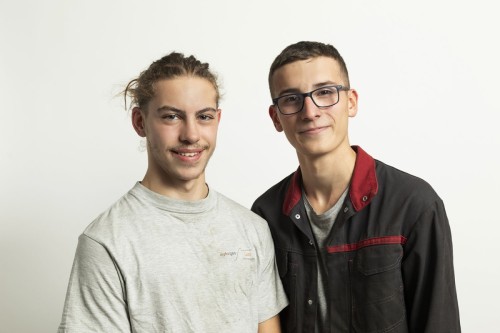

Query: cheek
[
  {"left": 147, "top": 128, "right": 175, "bottom": 149},
  {"left": 280, "top": 123, "right": 300, "bottom": 145},
  {"left": 326, "top": 107, "right": 347, "bottom": 122},
  {"left": 202, "top": 125, "right": 219, "bottom": 142},
  {"left": 279, "top": 120, "right": 296, "bottom": 137}
]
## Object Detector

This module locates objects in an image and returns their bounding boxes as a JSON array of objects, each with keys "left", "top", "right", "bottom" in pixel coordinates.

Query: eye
[
  {"left": 315, "top": 88, "right": 335, "bottom": 96},
  {"left": 198, "top": 113, "right": 215, "bottom": 121},
  {"left": 281, "top": 94, "right": 301, "bottom": 105},
  {"left": 161, "top": 113, "right": 180, "bottom": 120}
]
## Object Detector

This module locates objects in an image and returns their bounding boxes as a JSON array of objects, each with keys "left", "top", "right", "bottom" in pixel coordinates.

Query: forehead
[
  {"left": 149, "top": 76, "right": 217, "bottom": 110},
  {"left": 271, "top": 56, "right": 343, "bottom": 96}
]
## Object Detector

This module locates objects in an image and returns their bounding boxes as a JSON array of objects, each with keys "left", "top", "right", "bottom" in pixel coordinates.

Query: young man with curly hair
[{"left": 59, "top": 52, "right": 287, "bottom": 333}]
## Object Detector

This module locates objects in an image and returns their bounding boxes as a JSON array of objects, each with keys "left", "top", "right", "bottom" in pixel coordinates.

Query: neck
[
  {"left": 140, "top": 170, "right": 209, "bottom": 201},
  {"left": 298, "top": 145, "right": 356, "bottom": 214}
]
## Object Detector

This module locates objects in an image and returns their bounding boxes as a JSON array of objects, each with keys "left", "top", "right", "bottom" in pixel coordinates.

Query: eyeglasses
[{"left": 272, "top": 85, "right": 350, "bottom": 115}]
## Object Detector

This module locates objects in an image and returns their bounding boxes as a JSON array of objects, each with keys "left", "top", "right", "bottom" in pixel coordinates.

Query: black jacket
[{"left": 251, "top": 146, "right": 460, "bottom": 333}]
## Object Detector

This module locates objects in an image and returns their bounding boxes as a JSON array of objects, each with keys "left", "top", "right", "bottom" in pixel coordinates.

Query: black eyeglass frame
[{"left": 272, "top": 85, "right": 350, "bottom": 115}]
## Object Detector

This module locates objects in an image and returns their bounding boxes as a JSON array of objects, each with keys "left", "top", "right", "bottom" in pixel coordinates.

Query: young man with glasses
[
  {"left": 58, "top": 52, "right": 287, "bottom": 333},
  {"left": 252, "top": 41, "right": 460, "bottom": 332}
]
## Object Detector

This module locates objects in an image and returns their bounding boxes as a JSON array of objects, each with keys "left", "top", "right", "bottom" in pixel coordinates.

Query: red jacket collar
[{"left": 282, "top": 146, "right": 378, "bottom": 215}]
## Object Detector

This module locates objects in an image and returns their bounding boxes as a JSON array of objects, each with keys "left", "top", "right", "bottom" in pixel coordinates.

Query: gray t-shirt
[
  {"left": 58, "top": 183, "right": 288, "bottom": 333},
  {"left": 304, "top": 189, "right": 348, "bottom": 333}
]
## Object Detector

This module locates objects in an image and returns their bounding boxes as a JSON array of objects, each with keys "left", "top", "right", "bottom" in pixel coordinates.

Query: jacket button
[
  {"left": 309, "top": 240, "right": 314, "bottom": 246},
  {"left": 295, "top": 214, "right": 301, "bottom": 219},
  {"left": 307, "top": 299, "right": 313, "bottom": 305},
  {"left": 343, "top": 207, "right": 349, "bottom": 213},
  {"left": 362, "top": 195, "right": 368, "bottom": 202}
]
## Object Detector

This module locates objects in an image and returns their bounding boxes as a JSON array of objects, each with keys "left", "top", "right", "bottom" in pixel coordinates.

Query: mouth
[
  {"left": 174, "top": 151, "right": 201, "bottom": 157},
  {"left": 170, "top": 147, "right": 206, "bottom": 162},
  {"left": 299, "top": 126, "right": 328, "bottom": 134}
]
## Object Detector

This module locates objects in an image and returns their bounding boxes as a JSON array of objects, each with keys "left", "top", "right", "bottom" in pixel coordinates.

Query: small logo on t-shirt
[
  {"left": 239, "top": 249, "right": 255, "bottom": 260},
  {"left": 219, "top": 249, "right": 255, "bottom": 260},
  {"left": 219, "top": 251, "right": 237, "bottom": 257}
]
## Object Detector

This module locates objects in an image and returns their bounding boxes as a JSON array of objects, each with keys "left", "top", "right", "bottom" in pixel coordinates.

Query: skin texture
[
  {"left": 258, "top": 315, "right": 281, "bottom": 333},
  {"left": 132, "top": 76, "right": 221, "bottom": 201},
  {"left": 269, "top": 56, "right": 359, "bottom": 214}
]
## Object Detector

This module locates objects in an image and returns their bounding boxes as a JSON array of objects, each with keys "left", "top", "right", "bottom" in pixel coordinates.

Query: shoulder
[
  {"left": 82, "top": 187, "right": 144, "bottom": 242},
  {"left": 215, "top": 191, "right": 267, "bottom": 224},
  {"left": 252, "top": 172, "right": 295, "bottom": 209},
  {"left": 375, "top": 159, "right": 442, "bottom": 207},
  {"left": 212, "top": 191, "right": 277, "bottom": 243}
]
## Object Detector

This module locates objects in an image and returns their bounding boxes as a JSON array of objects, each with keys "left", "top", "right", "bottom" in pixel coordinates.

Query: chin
[
  {"left": 299, "top": 147, "right": 336, "bottom": 158},
  {"left": 175, "top": 167, "right": 207, "bottom": 182}
]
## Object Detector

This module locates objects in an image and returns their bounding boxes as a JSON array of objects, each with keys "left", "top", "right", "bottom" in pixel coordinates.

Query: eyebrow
[
  {"left": 276, "top": 81, "right": 340, "bottom": 97},
  {"left": 156, "top": 105, "right": 218, "bottom": 116}
]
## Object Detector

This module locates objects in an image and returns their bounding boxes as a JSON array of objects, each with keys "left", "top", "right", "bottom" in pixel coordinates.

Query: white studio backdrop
[{"left": 1, "top": 0, "right": 499, "bottom": 331}]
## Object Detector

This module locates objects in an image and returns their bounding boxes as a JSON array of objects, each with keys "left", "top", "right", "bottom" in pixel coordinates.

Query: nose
[
  {"left": 180, "top": 118, "right": 200, "bottom": 143},
  {"left": 300, "top": 96, "right": 321, "bottom": 120}
]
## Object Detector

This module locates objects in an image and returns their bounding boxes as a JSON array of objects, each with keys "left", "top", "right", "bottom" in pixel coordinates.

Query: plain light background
[{"left": 1, "top": 0, "right": 499, "bottom": 331}]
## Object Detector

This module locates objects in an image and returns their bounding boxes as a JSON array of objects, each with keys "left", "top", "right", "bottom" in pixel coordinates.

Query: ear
[
  {"left": 269, "top": 105, "right": 284, "bottom": 132},
  {"left": 132, "top": 107, "right": 147, "bottom": 137},
  {"left": 347, "top": 89, "right": 358, "bottom": 117},
  {"left": 216, "top": 109, "right": 222, "bottom": 123}
]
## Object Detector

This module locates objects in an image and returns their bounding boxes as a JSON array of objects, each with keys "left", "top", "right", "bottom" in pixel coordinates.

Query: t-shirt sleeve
[
  {"left": 257, "top": 223, "right": 289, "bottom": 322},
  {"left": 58, "top": 234, "right": 131, "bottom": 333}
]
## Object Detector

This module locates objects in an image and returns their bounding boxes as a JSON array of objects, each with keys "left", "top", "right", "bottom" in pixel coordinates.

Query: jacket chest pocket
[{"left": 350, "top": 244, "right": 408, "bottom": 333}]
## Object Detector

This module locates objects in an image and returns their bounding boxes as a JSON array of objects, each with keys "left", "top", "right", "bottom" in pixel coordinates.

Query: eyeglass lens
[{"left": 278, "top": 86, "right": 340, "bottom": 114}]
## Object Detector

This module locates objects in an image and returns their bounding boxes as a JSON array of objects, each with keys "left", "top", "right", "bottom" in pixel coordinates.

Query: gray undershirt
[{"left": 304, "top": 189, "right": 348, "bottom": 333}]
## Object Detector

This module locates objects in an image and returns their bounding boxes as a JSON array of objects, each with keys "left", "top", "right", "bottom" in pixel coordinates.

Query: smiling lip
[
  {"left": 171, "top": 148, "right": 204, "bottom": 162},
  {"left": 299, "top": 126, "right": 328, "bottom": 134}
]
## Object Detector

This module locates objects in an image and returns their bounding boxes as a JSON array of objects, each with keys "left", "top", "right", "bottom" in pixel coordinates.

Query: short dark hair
[
  {"left": 124, "top": 52, "right": 220, "bottom": 112},
  {"left": 268, "top": 41, "right": 350, "bottom": 96}
]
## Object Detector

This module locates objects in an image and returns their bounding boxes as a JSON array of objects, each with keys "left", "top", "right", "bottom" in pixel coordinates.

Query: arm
[
  {"left": 402, "top": 199, "right": 461, "bottom": 332},
  {"left": 258, "top": 314, "right": 281, "bottom": 333},
  {"left": 58, "top": 234, "right": 131, "bottom": 333},
  {"left": 256, "top": 221, "right": 288, "bottom": 331}
]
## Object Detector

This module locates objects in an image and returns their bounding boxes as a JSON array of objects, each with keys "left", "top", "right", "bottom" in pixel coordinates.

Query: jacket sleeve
[
  {"left": 58, "top": 234, "right": 131, "bottom": 333},
  {"left": 401, "top": 199, "right": 461, "bottom": 332}
]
